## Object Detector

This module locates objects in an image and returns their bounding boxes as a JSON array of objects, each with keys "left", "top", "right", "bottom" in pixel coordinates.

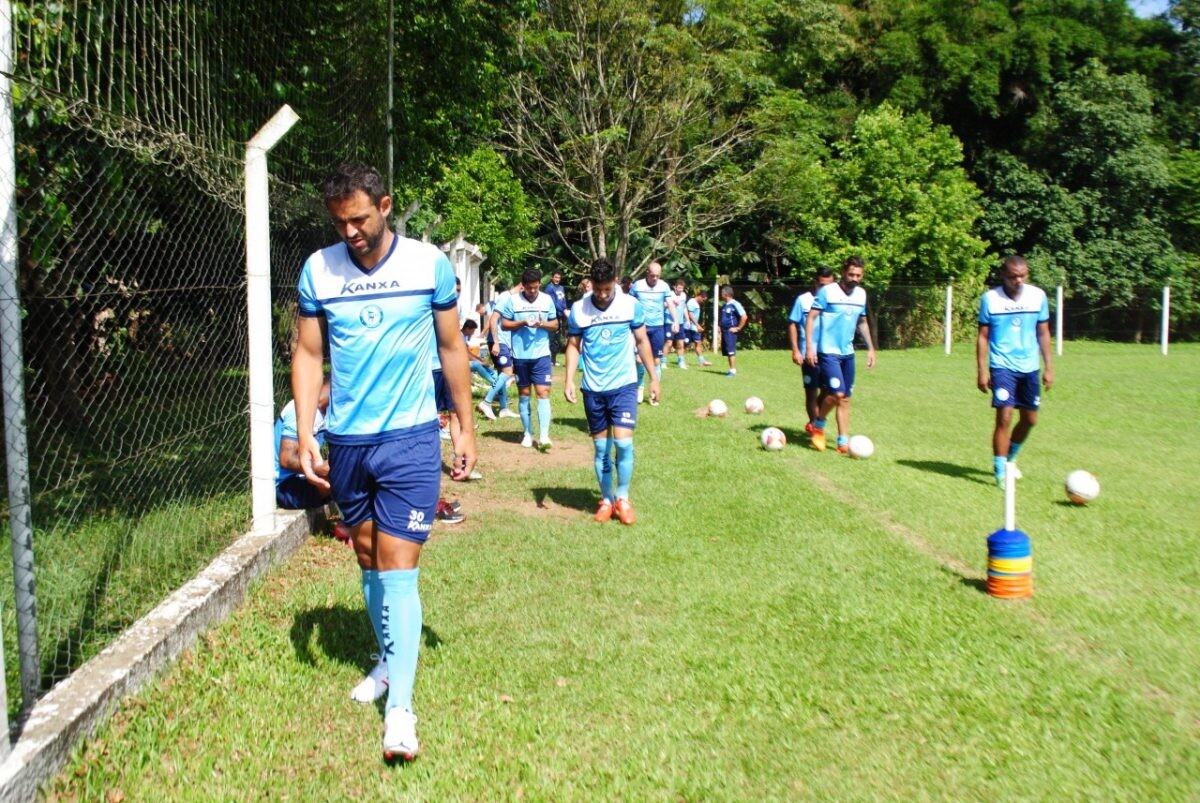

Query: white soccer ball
[
  {"left": 847, "top": 434, "right": 874, "bottom": 459},
  {"left": 1065, "top": 470, "right": 1100, "bottom": 505},
  {"left": 744, "top": 396, "right": 764, "bottom": 414},
  {"left": 708, "top": 399, "right": 728, "bottom": 417},
  {"left": 761, "top": 426, "right": 787, "bottom": 451}
]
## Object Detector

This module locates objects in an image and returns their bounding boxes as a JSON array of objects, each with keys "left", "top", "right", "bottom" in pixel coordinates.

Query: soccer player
[
  {"left": 477, "top": 284, "right": 519, "bottom": 421},
  {"left": 804, "top": 256, "right": 876, "bottom": 453},
  {"left": 545, "top": 269, "right": 569, "bottom": 366},
  {"left": 291, "top": 162, "right": 476, "bottom": 761},
  {"left": 976, "top": 255, "right": 1053, "bottom": 487},
  {"left": 686, "top": 291, "right": 712, "bottom": 366},
  {"left": 564, "top": 257, "right": 660, "bottom": 525},
  {"left": 500, "top": 266, "right": 559, "bottom": 451},
  {"left": 788, "top": 266, "right": 836, "bottom": 433},
  {"left": 276, "top": 380, "right": 332, "bottom": 511},
  {"left": 629, "top": 261, "right": 675, "bottom": 403},
  {"left": 670, "top": 279, "right": 690, "bottom": 369},
  {"left": 718, "top": 285, "right": 748, "bottom": 377}
]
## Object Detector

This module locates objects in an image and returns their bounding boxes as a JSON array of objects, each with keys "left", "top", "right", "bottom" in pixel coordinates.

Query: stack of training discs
[
  {"left": 986, "top": 461, "right": 1032, "bottom": 599},
  {"left": 986, "top": 528, "right": 1032, "bottom": 599}
]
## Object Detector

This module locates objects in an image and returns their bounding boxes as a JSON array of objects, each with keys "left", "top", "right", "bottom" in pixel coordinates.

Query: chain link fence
[{"left": 0, "top": 0, "right": 387, "bottom": 725}]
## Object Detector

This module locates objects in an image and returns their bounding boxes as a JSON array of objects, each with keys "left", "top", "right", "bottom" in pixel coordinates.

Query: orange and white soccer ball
[
  {"left": 708, "top": 399, "right": 728, "bottom": 417},
  {"left": 1065, "top": 470, "right": 1100, "bottom": 505},
  {"left": 744, "top": 396, "right": 764, "bottom": 414},
  {"left": 760, "top": 427, "right": 786, "bottom": 451}
]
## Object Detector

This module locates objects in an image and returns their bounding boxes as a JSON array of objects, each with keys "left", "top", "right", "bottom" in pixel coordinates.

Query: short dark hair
[
  {"left": 1001, "top": 254, "right": 1027, "bottom": 272},
  {"left": 521, "top": 266, "right": 542, "bottom": 286},
  {"left": 720, "top": 284, "right": 734, "bottom": 296},
  {"left": 462, "top": 320, "right": 478, "bottom": 332},
  {"left": 590, "top": 257, "right": 617, "bottom": 285},
  {"left": 323, "top": 162, "right": 387, "bottom": 205},
  {"left": 815, "top": 265, "right": 835, "bottom": 280},
  {"left": 843, "top": 255, "right": 865, "bottom": 271}
]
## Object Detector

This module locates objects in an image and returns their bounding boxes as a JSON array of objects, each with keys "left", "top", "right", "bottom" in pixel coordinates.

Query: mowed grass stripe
[{"left": 48, "top": 345, "right": 1200, "bottom": 800}]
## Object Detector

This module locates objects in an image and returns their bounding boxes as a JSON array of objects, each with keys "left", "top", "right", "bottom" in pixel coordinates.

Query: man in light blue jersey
[
  {"left": 546, "top": 269, "right": 569, "bottom": 367},
  {"left": 478, "top": 284, "right": 519, "bottom": 421},
  {"left": 629, "top": 261, "right": 676, "bottom": 404},
  {"left": 718, "top": 285, "right": 748, "bottom": 377},
  {"left": 788, "top": 266, "right": 836, "bottom": 434},
  {"left": 804, "top": 256, "right": 876, "bottom": 453},
  {"left": 565, "top": 257, "right": 660, "bottom": 525},
  {"left": 977, "top": 255, "right": 1053, "bottom": 488},
  {"left": 685, "top": 290, "right": 712, "bottom": 366},
  {"left": 291, "top": 163, "right": 476, "bottom": 762},
  {"left": 669, "top": 279, "right": 690, "bottom": 369},
  {"left": 500, "top": 266, "right": 559, "bottom": 451}
]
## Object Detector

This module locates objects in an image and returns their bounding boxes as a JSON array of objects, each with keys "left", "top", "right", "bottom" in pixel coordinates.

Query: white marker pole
[
  {"left": 944, "top": 284, "right": 953, "bottom": 355},
  {"left": 1055, "top": 285, "right": 1064, "bottom": 356},
  {"left": 1161, "top": 285, "right": 1170, "bottom": 356},
  {"left": 1005, "top": 461, "right": 1016, "bottom": 532}
]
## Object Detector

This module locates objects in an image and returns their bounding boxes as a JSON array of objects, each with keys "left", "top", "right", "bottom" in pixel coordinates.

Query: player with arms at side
[
  {"left": 629, "top": 261, "right": 675, "bottom": 404},
  {"left": 564, "top": 258, "right": 661, "bottom": 525},
  {"left": 292, "top": 163, "right": 476, "bottom": 761},
  {"left": 787, "top": 266, "right": 835, "bottom": 434},
  {"left": 976, "top": 255, "right": 1053, "bottom": 488},
  {"left": 500, "top": 267, "right": 560, "bottom": 451}
]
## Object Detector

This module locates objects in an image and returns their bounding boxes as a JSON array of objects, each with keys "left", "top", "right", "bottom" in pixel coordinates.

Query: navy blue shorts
[
  {"left": 493, "top": 344, "right": 513, "bottom": 370},
  {"left": 686, "top": 329, "right": 703, "bottom": 345},
  {"left": 431, "top": 369, "right": 453, "bottom": 413},
  {"left": 991, "top": 368, "right": 1040, "bottom": 410},
  {"left": 818, "top": 353, "right": 856, "bottom": 397},
  {"left": 668, "top": 323, "right": 685, "bottom": 343},
  {"left": 514, "top": 355, "right": 553, "bottom": 388},
  {"left": 802, "top": 361, "right": 822, "bottom": 391},
  {"left": 721, "top": 331, "right": 738, "bottom": 357},
  {"left": 583, "top": 382, "right": 639, "bottom": 435},
  {"left": 645, "top": 325, "right": 666, "bottom": 359},
  {"left": 328, "top": 423, "right": 441, "bottom": 543},
  {"left": 276, "top": 474, "right": 330, "bottom": 510}
]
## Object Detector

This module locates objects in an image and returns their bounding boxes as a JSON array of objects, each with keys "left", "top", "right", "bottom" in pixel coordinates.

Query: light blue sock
[
  {"left": 656, "top": 363, "right": 663, "bottom": 381},
  {"left": 837, "top": 434, "right": 849, "bottom": 448},
  {"left": 636, "top": 363, "right": 645, "bottom": 388},
  {"left": 814, "top": 418, "right": 826, "bottom": 430},
  {"left": 498, "top": 376, "right": 510, "bottom": 408},
  {"left": 379, "top": 568, "right": 422, "bottom": 712},
  {"left": 485, "top": 370, "right": 506, "bottom": 405},
  {"left": 537, "top": 397, "right": 552, "bottom": 441},
  {"left": 614, "top": 437, "right": 634, "bottom": 500},
  {"left": 594, "top": 437, "right": 613, "bottom": 500},
  {"left": 1007, "top": 442, "right": 1023, "bottom": 461},
  {"left": 362, "top": 568, "right": 385, "bottom": 655},
  {"left": 519, "top": 394, "right": 532, "bottom": 435},
  {"left": 994, "top": 455, "right": 1006, "bottom": 477}
]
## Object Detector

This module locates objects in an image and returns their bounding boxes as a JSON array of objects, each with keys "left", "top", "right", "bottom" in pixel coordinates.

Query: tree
[{"left": 499, "top": 0, "right": 759, "bottom": 274}]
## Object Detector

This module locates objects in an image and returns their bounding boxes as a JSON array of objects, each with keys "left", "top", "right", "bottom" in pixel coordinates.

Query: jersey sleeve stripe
[{"left": 320, "top": 288, "right": 435, "bottom": 305}]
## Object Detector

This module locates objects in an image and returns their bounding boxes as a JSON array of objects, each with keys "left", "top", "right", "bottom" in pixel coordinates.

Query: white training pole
[
  {"left": 245, "top": 104, "right": 299, "bottom": 533},
  {"left": 1004, "top": 461, "right": 1016, "bottom": 532},
  {"left": 1055, "top": 285, "right": 1064, "bottom": 356},
  {"left": 711, "top": 281, "right": 719, "bottom": 353},
  {"left": 1161, "top": 285, "right": 1170, "bottom": 356},
  {"left": 944, "top": 284, "right": 953, "bottom": 355}
]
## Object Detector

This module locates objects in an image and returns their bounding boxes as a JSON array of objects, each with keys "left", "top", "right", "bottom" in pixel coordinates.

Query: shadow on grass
[
  {"left": 289, "top": 605, "right": 442, "bottom": 673},
  {"left": 896, "top": 459, "right": 994, "bottom": 486},
  {"left": 936, "top": 565, "right": 990, "bottom": 596},
  {"left": 480, "top": 429, "right": 526, "bottom": 445},
  {"left": 532, "top": 485, "right": 596, "bottom": 513}
]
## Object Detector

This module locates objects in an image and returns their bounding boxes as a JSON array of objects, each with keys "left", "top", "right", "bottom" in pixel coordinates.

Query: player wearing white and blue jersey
[
  {"left": 718, "top": 286, "right": 748, "bottom": 377},
  {"left": 291, "top": 163, "right": 476, "bottom": 761},
  {"left": 565, "top": 257, "right": 660, "bottom": 525},
  {"left": 629, "top": 262, "right": 675, "bottom": 401},
  {"left": 500, "top": 266, "right": 559, "bottom": 450},
  {"left": 976, "top": 255, "right": 1054, "bottom": 487},
  {"left": 787, "top": 266, "right": 835, "bottom": 432},
  {"left": 476, "top": 287, "right": 518, "bottom": 421},
  {"left": 804, "top": 256, "right": 876, "bottom": 453},
  {"left": 684, "top": 292, "right": 713, "bottom": 366},
  {"left": 669, "top": 280, "right": 690, "bottom": 368}
]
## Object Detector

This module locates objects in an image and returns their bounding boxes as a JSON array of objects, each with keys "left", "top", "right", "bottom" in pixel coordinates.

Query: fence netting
[{"left": 0, "top": 0, "right": 386, "bottom": 722}]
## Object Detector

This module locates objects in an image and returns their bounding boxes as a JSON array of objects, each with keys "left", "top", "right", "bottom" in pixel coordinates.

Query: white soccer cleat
[
  {"left": 350, "top": 657, "right": 388, "bottom": 704},
  {"left": 382, "top": 707, "right": 419, "bottom": 761},
  {"left": 476, "top": 400, "right": 497, "bottom": 421},
  {"left": 521, "top": 432, "right": 533, "bottom": 448},
  {"left": 637, "top": 386, "right": 645, "bottom": 404},
  {"left": 498, "top": 408, "right": 519, "bottom": 419}
]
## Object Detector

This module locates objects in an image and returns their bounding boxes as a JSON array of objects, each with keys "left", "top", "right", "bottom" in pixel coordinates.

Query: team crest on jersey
[
  {"left": 600, "top": 327, "right": 613, "bottom": 341},
  {"left": 1011, "top": 318, "right": 1022, "bottom": 328},
  {"left": 360, "top": 304, "right": 384, "bottom": 328}
]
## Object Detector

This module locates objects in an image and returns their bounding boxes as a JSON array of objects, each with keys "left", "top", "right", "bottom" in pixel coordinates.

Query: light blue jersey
[
  {"left": 630, "top": 278, "right": 671, "bottom": 327},
  {"left": 811, "top": 283, "right": 867, "bottom": 356},
  {"left": 669, "top": 291, "right": 687, "bottom": 326},
  {"left": 488, "top": 292, "right": 514, "bottom": 348},
  {"left": 787, "top": 291, "right": 818, "bottom": 355},
  {"left": 979, "top": 284, "right": 1049, "bottom": 373},
  {"left": 685, "top": 298, "right": 701, "bottom": 332},
  {"left": 274, "top": 400, "right": 326, "bottom": 483},
  {"left": 297, "top": 236, "right": 457, "bottom": 443},
  {"left": 500, "top": 290, "right": 557, "bottom": 359},
  {"left": 568, "top": 293, "right": 645, "bottom": 392}
]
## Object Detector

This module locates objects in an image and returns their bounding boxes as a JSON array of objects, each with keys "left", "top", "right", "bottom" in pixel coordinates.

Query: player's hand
[
  {"left": 672, "top": 324, "right": 679, "bottom": 334},
  {"left": 564, "top": 384, "right": 577, "bottom": 404},
  {"left": 298, "top": 436, "right": 331, "bottom": 492},
  {"left": 866, "top": 350, "right": 876, "bottom": 369},
  {"left": 805, "top": 348, "right": 818, "bottom": 367},
  {"left": 1042, "top": 369, "right": 1054, "bottom": 390},
  {"left": 648, "top": 378, "right": 662, "bottom": 405},
  {"left": 977, "top": 373, "right": 990, "bottom": 393},
  {"left": 791, "top": 349, "right": 804, "bottom": 366},
  {"left": 490, "top": 342, "right": 499, "bottom": 357},
  {"left": 449, "top": 434, "right": 477, "bottom": 482}
]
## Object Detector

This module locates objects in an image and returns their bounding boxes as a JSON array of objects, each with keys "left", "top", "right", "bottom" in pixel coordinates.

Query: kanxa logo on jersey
[{"left": 341, "top": 278, "right": 410, "bottom": 295}]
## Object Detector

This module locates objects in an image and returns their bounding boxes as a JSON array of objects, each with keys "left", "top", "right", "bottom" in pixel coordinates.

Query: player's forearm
[
  {"left": 787, "top": 324, "right": 799, "bottom": 352},
  {"left": 291, "top": 322, "right": 325, "bottom": 442},
  {"left": 858, "top": 321, "right": 875, "bottom": 351},
  {"left": 976, "top": 329, "right": 990, "bottom": 375}
]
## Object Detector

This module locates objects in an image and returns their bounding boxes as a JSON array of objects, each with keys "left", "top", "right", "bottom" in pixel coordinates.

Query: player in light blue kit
[
  {"left": 669, "top": 279, "right": 690, "bottom": 369},
  {"left": 804, "top": 256, "right": 876, "bottom": 452},
  {"left": 629, "top": 261, "right": 675, "bottom": 404},
  {"left": 685, "top": 290, "right": 712, "bottom": 366},
  {"left": 565, "top": 257, "right": 660, "bottom": 525},
  {"left": 976, "top": 255, "right": 1054, "bottom": 487},
  {"left": 478, "top": 283, "right": 519, "bottom": 421},
  {"left": 788, "top": 266, "right": 835, "bottom": 434},
  {"left": 500, "top": 266, "right": 559, "bottom": 451},
  {"left": 291, "top": 163, "right": 476, "bottom": 762}
]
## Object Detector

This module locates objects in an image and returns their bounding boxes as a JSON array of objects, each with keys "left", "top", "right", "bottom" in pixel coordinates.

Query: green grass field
[{"left": 47, "top": 343, "right": 1200, "bottom": 800}]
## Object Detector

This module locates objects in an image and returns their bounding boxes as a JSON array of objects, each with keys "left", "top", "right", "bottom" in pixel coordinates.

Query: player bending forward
[{"left": 565, "top": 258, "right": 661, "bottom": 525}]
